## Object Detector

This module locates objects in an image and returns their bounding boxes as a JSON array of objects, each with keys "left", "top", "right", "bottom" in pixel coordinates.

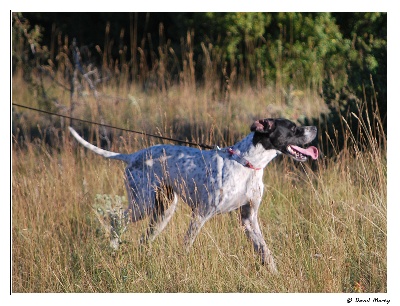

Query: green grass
[{"left": 12, "top": 73, "right": 386, "bottom": 292}]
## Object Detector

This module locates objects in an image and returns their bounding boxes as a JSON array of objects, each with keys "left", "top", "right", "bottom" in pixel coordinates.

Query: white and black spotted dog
[{"left": 69, "top": 118, "right": 318, "bottom": 273}]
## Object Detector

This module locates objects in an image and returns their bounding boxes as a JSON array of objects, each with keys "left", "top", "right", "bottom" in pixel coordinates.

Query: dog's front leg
[{"left": 240, "top": 203, "right": 278, "bottom": 273}]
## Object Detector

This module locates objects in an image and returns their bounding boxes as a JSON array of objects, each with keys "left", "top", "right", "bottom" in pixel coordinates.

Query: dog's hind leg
[
  {"left": 140, "top": 185, "right": 178, "bottom": 244},
  {"left": 183, "top": 212, "right": 210, "bottom": 252},
  {"left": 240, "top": 203, "right": 278, "bottom": 273}
]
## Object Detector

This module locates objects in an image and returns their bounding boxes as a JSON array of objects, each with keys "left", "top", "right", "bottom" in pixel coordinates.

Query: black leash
[{"left": 12, "top": 103, "right": 215, "bottom": 150}]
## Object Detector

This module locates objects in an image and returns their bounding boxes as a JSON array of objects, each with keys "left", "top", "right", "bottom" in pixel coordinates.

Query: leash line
[
  {"left": 12, "top": 103, "right": 214, "bottom": 150},
  {"left": 12, "top": 103, "right": 261, "bottom": 171}
]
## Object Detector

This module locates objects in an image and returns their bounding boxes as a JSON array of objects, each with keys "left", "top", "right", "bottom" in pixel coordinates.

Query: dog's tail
[{"left": 69, "top": 127, "right": 132, "bottom": 163}]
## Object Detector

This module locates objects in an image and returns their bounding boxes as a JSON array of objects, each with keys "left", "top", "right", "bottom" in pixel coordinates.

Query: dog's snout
[
  {"left": 305, "top": 126, "right": 317, "bottom": 135},
  {"left": 301, "top": 126, "right": 318, "bottom": 144}
]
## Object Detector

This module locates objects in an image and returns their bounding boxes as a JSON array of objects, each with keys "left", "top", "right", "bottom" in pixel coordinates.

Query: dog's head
[{"left": 251, "top": 118, "right": 318, "bottom": 161}]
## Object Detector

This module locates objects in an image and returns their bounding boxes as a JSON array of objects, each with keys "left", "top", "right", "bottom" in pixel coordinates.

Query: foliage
[
  {"left": 315, "top": 13, "right": 387, "bottom": 153},
  {"left": 337, "top": 12, "right": 387, "bottom": 117},
  {"left": 93, "top": 194, "right": 130, "bottom": 249},
  {"left": 16, "top": 13, "right": 386, "bottom": 92},
  {"left": 12, "top": 12, "right": 49, "bottom": 74}
]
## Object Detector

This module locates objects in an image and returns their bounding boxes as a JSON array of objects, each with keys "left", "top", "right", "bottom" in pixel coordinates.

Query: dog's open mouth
[{"left": 286, "top": 145, "right": 318, "bottom": 161}]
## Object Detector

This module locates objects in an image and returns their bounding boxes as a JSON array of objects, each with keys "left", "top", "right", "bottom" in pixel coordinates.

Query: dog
[{"left": 69, "top": 118, "right": 318, "bottom": 273}]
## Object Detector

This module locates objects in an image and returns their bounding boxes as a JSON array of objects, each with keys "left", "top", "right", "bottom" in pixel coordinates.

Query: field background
[{"left": 11, "top": 12, "right": 387, "bottom": 293}]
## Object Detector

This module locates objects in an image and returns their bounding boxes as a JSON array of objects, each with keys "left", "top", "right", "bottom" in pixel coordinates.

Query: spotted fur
[{"left": 69, "top": 118, "right": 318, "bottom": 273}]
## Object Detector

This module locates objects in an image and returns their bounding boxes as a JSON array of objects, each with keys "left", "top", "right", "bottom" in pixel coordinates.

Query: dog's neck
[{"left": 231, "top": 133, "right": 280, "bottom": 170}]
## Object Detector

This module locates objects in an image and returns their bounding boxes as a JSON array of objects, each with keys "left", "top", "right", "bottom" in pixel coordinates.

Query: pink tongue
[{"left": 291, "top": 145, "right": 318, "bottom": 160}]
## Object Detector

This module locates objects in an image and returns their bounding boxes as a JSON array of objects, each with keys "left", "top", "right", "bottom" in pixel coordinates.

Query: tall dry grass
[
  {"left": 12, "top": 73, "right": 386, "bottom": 292},
  {"left": 12, "top": 13, "right": 387, "bottom": 293}
]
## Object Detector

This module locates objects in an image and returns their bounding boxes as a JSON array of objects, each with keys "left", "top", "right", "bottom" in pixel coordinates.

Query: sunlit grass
[{"left": 12, "top": 76, "right": 386, "bottom": 292}]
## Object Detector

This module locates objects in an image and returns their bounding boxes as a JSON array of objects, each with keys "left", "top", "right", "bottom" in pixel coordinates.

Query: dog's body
[{"left": 69, "top": 118, "right": 318, "bottom": 273}]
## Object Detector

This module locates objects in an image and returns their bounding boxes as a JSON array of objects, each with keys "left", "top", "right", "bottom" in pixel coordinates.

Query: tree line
[{"left": 12, "top": 12, "right": 387, "bottom": 149}]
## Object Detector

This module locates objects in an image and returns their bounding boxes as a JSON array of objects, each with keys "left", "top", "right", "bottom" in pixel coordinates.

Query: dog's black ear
[{"left": 250, "top": 119, "right": 275, "bottom": 133}]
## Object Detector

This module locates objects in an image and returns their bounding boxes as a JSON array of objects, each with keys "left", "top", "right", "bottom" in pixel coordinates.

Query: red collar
[{"left": 226, "top": 147, "right": 261, "bottom": 170}]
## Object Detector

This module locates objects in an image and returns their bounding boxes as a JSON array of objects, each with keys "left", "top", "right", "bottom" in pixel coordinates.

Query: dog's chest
[{"left": 212, "top": 162, "right": 264, "bottom": 213}]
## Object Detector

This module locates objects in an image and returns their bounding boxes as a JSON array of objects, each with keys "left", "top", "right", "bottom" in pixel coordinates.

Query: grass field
[{"left": 11, "top": 74, "right": 386, "bottom": 293}]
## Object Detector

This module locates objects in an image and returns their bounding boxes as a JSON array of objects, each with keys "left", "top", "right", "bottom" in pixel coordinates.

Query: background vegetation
[{"left": 12, "top": 12, "right": 387, "bottom": 293}]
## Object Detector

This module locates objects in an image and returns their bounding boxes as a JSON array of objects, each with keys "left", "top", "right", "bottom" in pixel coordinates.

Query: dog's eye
[{"left": 291, "top": 126, "right": 296, "bottom": 132}]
